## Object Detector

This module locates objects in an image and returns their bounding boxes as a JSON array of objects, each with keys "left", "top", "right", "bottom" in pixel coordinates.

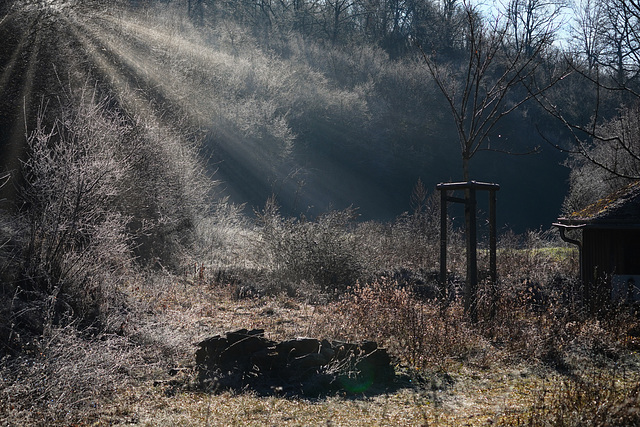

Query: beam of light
[
  {"left": 0, "top": 5, "right": 22, "bottom": 31},
  {"left": 97, "top": 13, "right": 243, "bottom": 74},
  {"left": 71, "top": 17, "right": 214, "bottom": 127},
  {"left": 91, "top": 12, "right": 248, "bottom": 122},
  {"left": 63, "top": 17, "right": 164, "bottom": 129},
  {"left": 1, "top": 2, "right": 380, "bottom": 218},
  {"left": 59, "top": 12, "right": 211, "bottom": 205},
  {"left": 74, "top": 9, "right": 299, "bottom": 186},
  {"left": 66, "top": 11, "right": 237, "bottom": 136},
  {"left": 3, "top": 18, "right": 42, "bottom": 191},
  {"left": 17, "top": 27, "right": 40, "bottom": 131},
  {"left": 0, "top": 21, "right": 34, "bottom": 99}
]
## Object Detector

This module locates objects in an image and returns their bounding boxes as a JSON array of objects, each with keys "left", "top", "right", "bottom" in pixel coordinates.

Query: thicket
[
  {"left": 0, "top": 83, "right": 211, "bottom": 343},
  {"left": 83, "top": 0, "right": 569, "bottom": 226},
  {"left": 123, "top": 0, "right": 640, "bottom": 217}
]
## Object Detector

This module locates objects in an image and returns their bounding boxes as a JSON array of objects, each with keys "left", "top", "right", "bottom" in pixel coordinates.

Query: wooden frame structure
[{"left": 437, "top": 181, "right": 499, "bottom": 321}]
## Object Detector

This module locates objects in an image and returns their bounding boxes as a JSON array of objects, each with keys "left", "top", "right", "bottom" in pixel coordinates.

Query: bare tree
[
  {"left": 561, "top": 100, "right": 640, "bottom": 212},
  {"left": 419, "top": 1, "right": 563, "bottom": 181},
  {"left": 323, "top": 0, "right": 356, "bottom": 44},
  {"left": 418, "top": 0, "right": 565, "bottom": 320},
  {"left": 536, "top": 0, "right": 640, "bottom": 210},
  {"left": 290, "top": 0, "right": 322, "bottom": 36},
  {"left": 569, "top": 0, "right": 607, "bottom": 74},
  {"left": 599, "top": 0, "right": 640, "bottom": 86},
  {"left": 503, "top": 0, "right": 568, "bottom": 58}
]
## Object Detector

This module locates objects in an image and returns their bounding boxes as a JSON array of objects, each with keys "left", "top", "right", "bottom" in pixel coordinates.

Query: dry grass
[
  {"left": 99, "top": 386, "right": 434, "bottom": 426},
  {"left": 3, "top": 200, "right": 639, "bottom": 426},
  {"left": 3, "top": 3, "right": 640, "bottom": 426},
  {"left": 3, "top": 267, "right": 640, "bottom": 425},
  {"left": 1, "top": 106, "right": 636, "bottom": 425}
]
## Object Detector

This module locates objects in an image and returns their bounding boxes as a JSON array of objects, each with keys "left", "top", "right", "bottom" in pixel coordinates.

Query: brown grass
[
  {"left": 3, "top": 266, "right": 640, "bottom": 425},
  {"left": 3, "top": 170, "right": 639, "bottom": 426}
]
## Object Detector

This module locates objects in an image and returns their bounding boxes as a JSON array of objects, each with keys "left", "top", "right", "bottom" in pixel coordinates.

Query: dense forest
[{"left": 3, "top": 0, "right": 640, "bottom": 424}]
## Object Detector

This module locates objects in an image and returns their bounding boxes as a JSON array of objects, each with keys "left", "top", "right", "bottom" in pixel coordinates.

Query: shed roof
[{"left": 557, "top": 180, "right": 640, "bottom": 227}]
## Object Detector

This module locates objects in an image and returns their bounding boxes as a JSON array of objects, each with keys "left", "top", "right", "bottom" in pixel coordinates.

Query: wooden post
[
  {"left": 440, "top": 189, "right": 448, "bottom": 302},
  {"left": 465, "top": 187, "right": 478, "bottom": 322},
  {"left": 489, "top": 189, "right": 497, "bottom": 319},
  {"left": 437, "top": 181, "right": 499, "bottom": 322}
]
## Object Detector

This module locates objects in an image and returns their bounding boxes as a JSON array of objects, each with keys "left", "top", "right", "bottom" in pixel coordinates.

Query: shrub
[
  {"left": 16, "top": 95, "right": 134, "bottom": 331},
  {"left": 313, "top": 280, "right": 491, "bottom": 370},
  {"left": 518, "top": 372, "right": 640, "bottom": 426},
  {"left": 189, "top": 198, "right": 253, "bottom": 271},
  {"left": 0, "top": 325, "right": 138, "bottom": 425},
  {"left": 120, "top": 117, "right": 210, "bottom": 269},
  {"left": 7, "top": 87, "right": 215, "bottom": 335},
  {"left": 256, "top": 197, "right": 362, "bottom": 296},
  {"left": 352, "top": 183, "right": 462, "bottom": 278}
]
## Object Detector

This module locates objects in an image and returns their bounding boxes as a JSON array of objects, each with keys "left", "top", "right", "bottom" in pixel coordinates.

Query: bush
[
  {"left": 518, "top": 372, "right": 640, "bottom": 426},
  {"left": 16, "top": 95, "right": 134, "bottom": 331},
  {"left": 311, "top": 280, "right": 491, "bottom": 370},
  {"left": 120, "top": 117, "right": 210, "bottom": 269},
  {"left": 354, "top": 185, "right": 449, "bottom": 274},
  {"left": 0, "top": 326, "right": 135, "bottom": 425},
  {"left": 256, "top": 197, "right": 362, "bottom": 296}
]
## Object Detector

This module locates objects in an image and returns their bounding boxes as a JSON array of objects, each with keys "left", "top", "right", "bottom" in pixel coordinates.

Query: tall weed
[{"left": 314, "top": 280, "right": 490, "bottom": 370}]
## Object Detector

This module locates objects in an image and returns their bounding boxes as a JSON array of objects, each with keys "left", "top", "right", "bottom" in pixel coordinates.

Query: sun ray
[
  {"left": 63, "top": 17, "right": 162, "bottom": 126},
  {"left": 0, "top": 29, "right": 30, "bottom": 98},
  {"left": 62, "top": 14, "right": 209, "bottom": 133},
  {"left": 2, "top": 2, "right": 321, "bottom": 215},
  {"left": 71, "top": 10, "right": 297, "bottom": 180},
  {"left": 2, "top": 18, "right": 42, "bottom": 189},
  {"left": 58, "top": 13, "right": 208, "bottom": 192},
  {"left": 0, "top": 10, "right": 12, "bottom": 29}
]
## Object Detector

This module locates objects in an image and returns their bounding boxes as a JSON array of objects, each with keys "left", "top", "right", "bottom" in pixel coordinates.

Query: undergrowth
[{"left": 508, "top": 369, "right": 640, "bottom": 426}]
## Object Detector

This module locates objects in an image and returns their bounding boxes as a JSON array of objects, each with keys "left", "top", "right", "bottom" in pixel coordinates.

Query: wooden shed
[{"left": 554, "top": 181, "right": 640, "bottom": 309}]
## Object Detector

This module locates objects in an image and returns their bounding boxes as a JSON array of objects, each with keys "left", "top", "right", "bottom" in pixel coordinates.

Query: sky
[{"left": 472, "top": 0, "right": 575, "bottom": 49}]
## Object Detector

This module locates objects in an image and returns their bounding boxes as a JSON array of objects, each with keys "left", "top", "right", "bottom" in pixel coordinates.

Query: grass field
[{"left": 4, "top": 271, "right": 639, "bottom": 426}]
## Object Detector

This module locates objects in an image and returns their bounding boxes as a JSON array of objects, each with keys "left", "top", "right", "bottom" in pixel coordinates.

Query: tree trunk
[
  {"left": 462, "top": 152, "right": 470, "bottom": 181},
  {"left": 462, "top": 152, "right": 477, "bottom": 321}
]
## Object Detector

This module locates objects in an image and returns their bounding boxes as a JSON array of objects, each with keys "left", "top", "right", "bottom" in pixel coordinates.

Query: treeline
[
  {"left": 8, "top": 0, "right": 640, "bottom": 228},
  {"left": 180, "top": 0, "right": 467, "bottom": 59},
  {"left": 118, "top": 0, "right": 572, "bottom": 228},
  {"left": 2, "top": 0, "right": 640, "bottom": 261}
]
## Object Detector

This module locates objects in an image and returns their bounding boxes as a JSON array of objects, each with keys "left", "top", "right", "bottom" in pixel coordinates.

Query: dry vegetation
[
  {"left": 2, "top": 176, "right": 640, "bottom": 425},
  {"left": 2, "top": 3, "right": 640, "bottom": 426},
  {"left": 1, "top": 99, "right": 639, "bottom": 423}
]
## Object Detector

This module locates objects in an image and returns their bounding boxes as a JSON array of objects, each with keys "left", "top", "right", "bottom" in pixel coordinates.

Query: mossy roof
[{"left": 557, "top": 180, "right": 640, "bottom": 226}]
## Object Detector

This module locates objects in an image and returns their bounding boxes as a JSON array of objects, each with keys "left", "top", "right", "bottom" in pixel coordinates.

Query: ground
[{"left": 64, "top": 277, "right": 640, "bottom": 426}]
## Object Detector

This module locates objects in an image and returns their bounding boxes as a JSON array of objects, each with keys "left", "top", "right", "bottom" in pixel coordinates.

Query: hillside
[{"left": 0, "top": 0, "right": 568, "bottom": 233}]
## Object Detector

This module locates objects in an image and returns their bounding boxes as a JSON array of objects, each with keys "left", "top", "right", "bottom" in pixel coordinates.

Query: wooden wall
[{"left": 582, "top": 228, "right": 640, "bottom": 308}]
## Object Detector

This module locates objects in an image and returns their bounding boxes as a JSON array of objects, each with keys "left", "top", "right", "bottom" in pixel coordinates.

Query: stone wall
[{"left": 196, "top": 329, "right": 394, "bottom": 396}]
